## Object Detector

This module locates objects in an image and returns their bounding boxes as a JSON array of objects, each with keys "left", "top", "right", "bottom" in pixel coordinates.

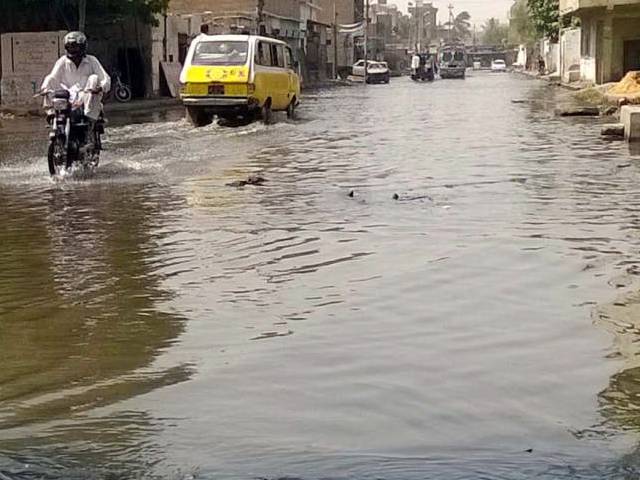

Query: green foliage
[
  {"left": 481, "top": 18, "right": 510, "bottom": 46},
  {"left": 508, "top": 0, "right": 536, "bottom": 45},
  {"left": 1, "top": 0, "right": 169, "bottom": 31},
  {"left": 527, "top": 0, "right": 559, "bottom": 41},
  {"left": 89, "top": 0, "right": 170, "bottom": 26}
]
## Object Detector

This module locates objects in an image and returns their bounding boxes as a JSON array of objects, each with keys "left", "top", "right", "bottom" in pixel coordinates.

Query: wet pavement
[{"left": 2, "top": 72, "right": 640, "bottom": 479}]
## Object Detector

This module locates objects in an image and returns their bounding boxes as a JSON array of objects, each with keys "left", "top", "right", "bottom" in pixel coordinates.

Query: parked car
[
  {"left": 491, "top": 59, "right": 507, "bottom": 72},
  {"left": 180, "top": 34, "right": 301, "bottom": 126},
  {"left": 352, "top": 60, "right": 390, "bottom": 84}
]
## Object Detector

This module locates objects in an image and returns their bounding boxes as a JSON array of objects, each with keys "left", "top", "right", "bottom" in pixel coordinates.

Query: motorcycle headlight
[{"left": 53, "top": 98, "right": 69, "bottom": 110}]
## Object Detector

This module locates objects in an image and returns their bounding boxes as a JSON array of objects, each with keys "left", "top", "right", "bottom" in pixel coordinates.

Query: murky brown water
[{"left": 2, "top": 73, "right": 640, "bottom": 479}]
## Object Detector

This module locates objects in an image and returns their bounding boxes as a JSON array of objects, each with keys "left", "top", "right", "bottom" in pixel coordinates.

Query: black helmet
[{"left": 64, "top": 31, "right": 87, "bottom": 60}]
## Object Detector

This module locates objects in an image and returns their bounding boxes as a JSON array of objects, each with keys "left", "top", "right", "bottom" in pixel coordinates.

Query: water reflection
[
  {"left": 0, "top": 181, "right": 191, "bottom": 475},
  {"left": 5, "top": 74, "right": 640, "bottom": 479}
]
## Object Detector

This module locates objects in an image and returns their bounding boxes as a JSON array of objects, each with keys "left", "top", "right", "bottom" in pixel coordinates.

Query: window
[
  {"left": 270, "top": 43, "right": 285, "bottom": 68},
  {"left": 285, "top": 47, "right": 295, "bottom": 69},
  {"left": 192, "top": 41, "right": 249, "bottom": 66},
  {"left": 256, "top": 41, "right": 272, "bottom": 66}
]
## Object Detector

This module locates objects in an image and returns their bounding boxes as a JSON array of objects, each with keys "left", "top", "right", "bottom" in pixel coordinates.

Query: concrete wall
[
  {"left": 581, "top": 56, "right": 597, "bottom": 82},
  {"left": 169, "top": 0, "right": 256, "bottom": 16},
  {"left": 562, "top": 0, "right": 640, "bottom": 15},
  {"left": 542, "top": 39, "right": 560, "bottom": 74},
  {"left": 317, "top": 0, "right": 355, "bottom": 25},
  {"left": 150, "top": 15, "right": 182, "bottom": 95},
  {"left": 265, "top": 0, "right": 300, "bottom": 20},
  {"left": 560, "top": 27, "right": 581, "bottom": 83},
  {"left": 169, "top": 0, "right": 301, "bottom": 21},
  {"left": 0, "top": 31, "right": 66, "bottom": 107}
]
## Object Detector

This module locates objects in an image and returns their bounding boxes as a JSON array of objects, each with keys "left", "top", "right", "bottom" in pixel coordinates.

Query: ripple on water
[{"left": 2, "top": 74, "right": 640, "bottom": 479}]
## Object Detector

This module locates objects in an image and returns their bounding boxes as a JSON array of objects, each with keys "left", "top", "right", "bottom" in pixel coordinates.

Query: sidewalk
[
  {"left": 0, "top": 96, "right": 182, "bottom": 117},
  {"left": 104, "top": 97, "right": 181, "bottom": 114}
]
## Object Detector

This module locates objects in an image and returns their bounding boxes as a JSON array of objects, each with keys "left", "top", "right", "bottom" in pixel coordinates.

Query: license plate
[{"left": 208, "top": 84, "right": 224, "bottom": 95}]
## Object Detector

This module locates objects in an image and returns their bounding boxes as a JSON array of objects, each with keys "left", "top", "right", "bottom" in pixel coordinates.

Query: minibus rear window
[{"left": 193, "top": 41, "right": 249, "bottom": 66}]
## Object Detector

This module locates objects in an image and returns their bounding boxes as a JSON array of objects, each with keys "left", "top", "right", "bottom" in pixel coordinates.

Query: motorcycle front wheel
[{"left": 47, "top": 138, "right": 71, "bottom": 176}]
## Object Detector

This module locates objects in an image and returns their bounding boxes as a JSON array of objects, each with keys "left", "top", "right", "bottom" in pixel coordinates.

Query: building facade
[
  {"left": 169, "top": 0, "right": 304, "bottom": 50},
  {"left": 560, "top": 0, "right": 640, "bottom": 83},
  {"left": 408, "top": 0, "right": 438, "bottom": 51}
]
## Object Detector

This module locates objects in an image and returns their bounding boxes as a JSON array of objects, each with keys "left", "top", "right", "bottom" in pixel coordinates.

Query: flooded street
[{"left": 3, "top": 72, "right": 640, "bottom": 479}]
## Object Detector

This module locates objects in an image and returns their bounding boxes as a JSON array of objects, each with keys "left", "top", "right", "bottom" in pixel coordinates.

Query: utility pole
[
  {"left": 448, "top": 4, "right": 454, "bottom": 42},
  {"left": 417, "top": 5, "right": 423, "bottom": 52},
  {"left": 333, "top": 1, "right": 338, "bottom": 79},
  {"left": 257, "top": 0, "right": 265, "bottom": 35},
  {"left": 78, "top": 0, "right": 87, "bottom": 31},
  {"left": 364, "top": 0, "right": 369, "bottom": 81}
]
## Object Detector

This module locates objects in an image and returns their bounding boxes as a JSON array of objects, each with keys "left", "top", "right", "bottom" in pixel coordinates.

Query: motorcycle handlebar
[{"left": 33, "top": 87, "right": 102, "bottom": 99}]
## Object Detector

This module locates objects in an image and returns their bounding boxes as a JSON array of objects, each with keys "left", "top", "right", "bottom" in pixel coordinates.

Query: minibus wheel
[
  {"left": 286, "top": 98, "right": 297, "bottom": 120},
  {"left": 186, "top": 106, "right": 212, "bottom": 127},
  {"left": 262, "top": 100, "right": 273, "bottom": 125}
]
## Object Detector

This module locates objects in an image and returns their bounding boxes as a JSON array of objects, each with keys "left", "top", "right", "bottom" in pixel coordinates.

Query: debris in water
[
  {"left": 226, "top": 174, "right": 267, "bottom": 188},
  {"left": 348, "top": 190, "right": 355, "bottom": 197},
  {"left": 555, "top": 106, "right": 600, "bottom": 117},
  {"left": 392, "top": 193, "right": 433, "bottom": 202}
]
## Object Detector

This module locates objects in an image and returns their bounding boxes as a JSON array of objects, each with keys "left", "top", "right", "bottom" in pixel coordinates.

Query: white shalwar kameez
[{"left": 41, "top": 55, "right": 111, "bottom": 120}]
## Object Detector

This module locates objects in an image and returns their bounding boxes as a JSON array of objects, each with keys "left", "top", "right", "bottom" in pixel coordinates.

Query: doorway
[
  {"left": 624, "top": 39, "right": 640, "bottom": 75},
  {"left": 117, "top": 47, "right": 146, "bottom": 98}
]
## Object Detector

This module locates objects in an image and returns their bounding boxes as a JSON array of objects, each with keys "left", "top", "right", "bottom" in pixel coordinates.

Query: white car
[
  {"left": 491, "top": 59, "right": 507, "bottom": 72},
  {"left": 352, "top": 60, "right": 390, "bottom": 84}
]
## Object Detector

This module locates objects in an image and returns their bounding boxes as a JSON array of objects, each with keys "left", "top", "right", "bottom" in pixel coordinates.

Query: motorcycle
[
  {"left": 41, "top": 87, "right": 105, "bottom": 176},
  {"left": 111, "top": 70, "right": 132, "bottom": 103}
]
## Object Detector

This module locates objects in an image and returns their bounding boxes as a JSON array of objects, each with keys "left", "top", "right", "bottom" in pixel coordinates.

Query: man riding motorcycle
[{"left": 41, "top": 31, "right": 111, "bottom": 148}]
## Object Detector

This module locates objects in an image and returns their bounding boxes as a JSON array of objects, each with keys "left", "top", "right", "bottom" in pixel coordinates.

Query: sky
[{"left": 391, "top": 0, "right": 514, "bottom": 25}]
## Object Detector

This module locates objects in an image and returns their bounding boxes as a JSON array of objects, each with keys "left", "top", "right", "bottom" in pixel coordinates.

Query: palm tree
[
  {"left": 453, "top": 11, "right": 472, "bottom": 41},
  {"left": 445, "top": 10, "right": 472, "bottom": 42}
]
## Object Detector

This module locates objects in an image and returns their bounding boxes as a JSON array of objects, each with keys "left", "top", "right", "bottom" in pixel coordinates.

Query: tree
[
  {"left": 509, "top": 0, "right": 536, "bottom": 45},
  {"left": 527, "top": 0, "right": 559, "bottom": 41},
  {"left": 481, "top": 18, "right": 509, "bottom": 46},
  {"left": 445, "top": 10, "right": 472, "bottom": 42},
  {"left": 1, "top": 0, "right": 169, "bottom": 32}
]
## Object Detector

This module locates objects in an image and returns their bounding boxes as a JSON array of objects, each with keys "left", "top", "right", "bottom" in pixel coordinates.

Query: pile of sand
[{"left": 609, "top": 71, "right": 640, "bottom": 95}]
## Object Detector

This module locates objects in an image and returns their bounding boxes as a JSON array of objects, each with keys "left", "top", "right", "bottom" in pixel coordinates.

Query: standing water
[{"left": 2, "top": 73, "right": 640, "bottom": 479}]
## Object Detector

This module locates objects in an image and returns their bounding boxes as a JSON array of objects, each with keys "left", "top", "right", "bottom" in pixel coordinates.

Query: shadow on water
[{"left": 0, "top": 181, "right": 193, "bottom": 478}]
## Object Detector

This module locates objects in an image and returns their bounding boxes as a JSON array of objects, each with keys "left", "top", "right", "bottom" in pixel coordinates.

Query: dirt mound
[{"left": 609, "top": 71, "right": 640, "bottom": 95}]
